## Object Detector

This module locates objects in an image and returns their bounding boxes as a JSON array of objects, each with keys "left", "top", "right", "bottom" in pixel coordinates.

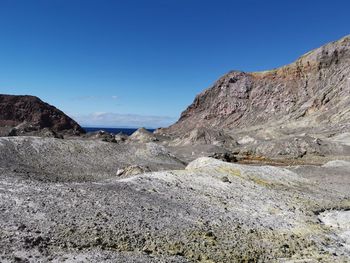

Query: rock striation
[
  {"left": 0, "top": 94, "right": 85, "bottom": 137},
  {"left": 162, "top": 35, "right": 350, "bottom": 135}
]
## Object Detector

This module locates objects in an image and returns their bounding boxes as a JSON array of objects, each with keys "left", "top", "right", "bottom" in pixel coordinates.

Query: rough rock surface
[
  {"left": 319, "top": 210, "right": 350, "bottom": 251},
  {"left": 129, "top": 128, "right": 158, "bottom": 143},
  {"left": 83, "top": 130, "right": 118, "bottom": 143},
  {"left": 0, "top": 94, "right": 85, "bottom": 137},
  {"left": 162, "top": 35, "right": 350, "bottom": 134},
  {"left": 168, "top": 127, "right": 236, "bottom": 147},
  {"left": 116, "top": 165, "right": 151, "bottom": 177},
  {"left": 0, "top": 137, "right": 185, "bottom": 182},
  {"left": 1, "top": 154, "right": 350, "bottom": 262},
  {"left": 154, "top": 35, "right": 350, "bottom": 163},
  {"left": 1, "top": 35, "right": 350, "bottom": 263}
]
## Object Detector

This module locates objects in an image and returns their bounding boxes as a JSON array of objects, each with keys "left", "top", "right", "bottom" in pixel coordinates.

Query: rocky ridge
[
  {"left": 0, "top": 94, "right": 85, "bottom": 137},
  {"left": 161, "top": 35, "right": 350, "bottom": 135},
  {"left": 1, "top": 35, "right": 350, "bottom": 263},
  {"left": 153, "top": 35, "right": 350, "bottom": 163}
]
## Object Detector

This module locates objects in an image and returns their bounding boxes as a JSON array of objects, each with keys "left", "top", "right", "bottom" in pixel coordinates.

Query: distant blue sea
[{"left": 83, "top": 127, "right": 155, "bottom": 136}]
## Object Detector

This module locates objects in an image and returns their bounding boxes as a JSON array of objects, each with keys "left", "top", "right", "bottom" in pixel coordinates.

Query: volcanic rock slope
[
  {"left": 1, "top": 155, "right": 350, "bottom": 262},
  {"left": 0, "top": 136, "right": 185, "bottom": 182},
  {"left": 0, "top": 94, "right": 85, "bottom": 136},
  {"left": 163, "top": 35, "right": 350, "bottom": 135},
  {"left": 1, "top": 36, "right": 350, "bottom": 263}
]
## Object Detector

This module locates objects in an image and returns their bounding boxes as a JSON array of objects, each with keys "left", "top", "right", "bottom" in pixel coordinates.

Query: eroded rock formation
[
  {"left": 162, "top": 35, "right": 350, "bottom": 135},
  {"left": 0, "top": 94, "right": 85, "bottom": 137}
]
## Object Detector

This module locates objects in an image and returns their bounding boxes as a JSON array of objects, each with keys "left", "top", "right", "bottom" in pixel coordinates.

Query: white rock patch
[{"left": 319, "top": 210, "right": 350, "bottom": 251}]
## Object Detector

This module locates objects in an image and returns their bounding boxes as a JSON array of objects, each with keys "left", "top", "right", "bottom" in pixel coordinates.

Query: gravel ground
[{"left": 0, "top": 137, "right": 350, "bottom": 262}]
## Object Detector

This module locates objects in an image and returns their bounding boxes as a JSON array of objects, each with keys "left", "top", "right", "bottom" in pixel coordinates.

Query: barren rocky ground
[
  {"left": 1, "top": 35, "right": 350, "bottom": 262},
  {"left": 0, "top": 136, "right": 350, "bottom": 262}
]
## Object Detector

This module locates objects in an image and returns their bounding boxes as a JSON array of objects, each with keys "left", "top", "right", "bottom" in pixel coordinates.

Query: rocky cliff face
[
  {"left": 163, "top": 35, "right": 350, "bottom": 135},
  {"left": 0, "top": 94, "right": 85, "bottom": 137}
]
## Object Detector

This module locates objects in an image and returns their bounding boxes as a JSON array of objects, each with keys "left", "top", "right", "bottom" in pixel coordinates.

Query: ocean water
[{"left": 83, "top": 127, "right": 155, "bottom": 136}]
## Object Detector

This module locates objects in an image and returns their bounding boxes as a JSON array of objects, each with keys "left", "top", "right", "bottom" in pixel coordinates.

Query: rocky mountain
[
  {"left": 162, "top": 35, "right": 350, "bottom": 135},
  {"left": 1, "top": 36, "right": 350, "bottom": 263},
  {"left": 0, "top": 94, "right": 85, "bottom": 137}
]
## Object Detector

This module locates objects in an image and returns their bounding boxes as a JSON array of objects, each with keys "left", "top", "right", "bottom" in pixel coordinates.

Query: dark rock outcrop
[
  {"left": 0, "top": 94, "right": 85, "bottom": 137},
  {"left": 208, "top": 152, "right": 238, "bottom": 163},
  {"left": 161, "top": 35, "right": 350, "bottom": 135},
  {"left": 83, "top": 130, "right": 117, "bottom": 142}
]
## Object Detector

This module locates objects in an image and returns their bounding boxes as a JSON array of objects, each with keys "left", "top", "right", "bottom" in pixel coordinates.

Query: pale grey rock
[
  {"left": 0, "top": 156, "right": 349, "bottom": 262},
  {"left": 319, "top": 210, "right": 350, "bottom": 251},
  {"left": 116, "top": 165, "right": 151, "bottom": 177},
  {"left": 114, "top": 132, "right": 128, "bottom": 143},
  {"left": 129, "top": 128, "right": 158, "bottom": 143},
  {"left": 237, "top": 135, "right": 256, "bottom": 145},
  {"left": 322, "top": 160, "right": 350, "bottom": 168},
  {"left": 170, "top": 127, "right": 236, "bottom": 148},
  {"left": 0, "top": 136, "right": 185, "bottom": 182}
]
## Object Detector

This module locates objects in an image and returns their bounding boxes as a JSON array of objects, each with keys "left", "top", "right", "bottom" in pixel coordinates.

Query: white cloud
[{"left": 72, "top": 112, "right": 177, "bottom": 128}]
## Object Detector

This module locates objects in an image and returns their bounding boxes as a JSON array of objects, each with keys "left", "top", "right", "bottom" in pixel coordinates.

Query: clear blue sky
[{"left": 0, "top": 0, "right": 349, "bottom": 128}]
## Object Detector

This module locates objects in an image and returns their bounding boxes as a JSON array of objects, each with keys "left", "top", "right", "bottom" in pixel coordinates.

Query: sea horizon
[{"left": 83, "top": 126, "right": 156, "bottom": 135}]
